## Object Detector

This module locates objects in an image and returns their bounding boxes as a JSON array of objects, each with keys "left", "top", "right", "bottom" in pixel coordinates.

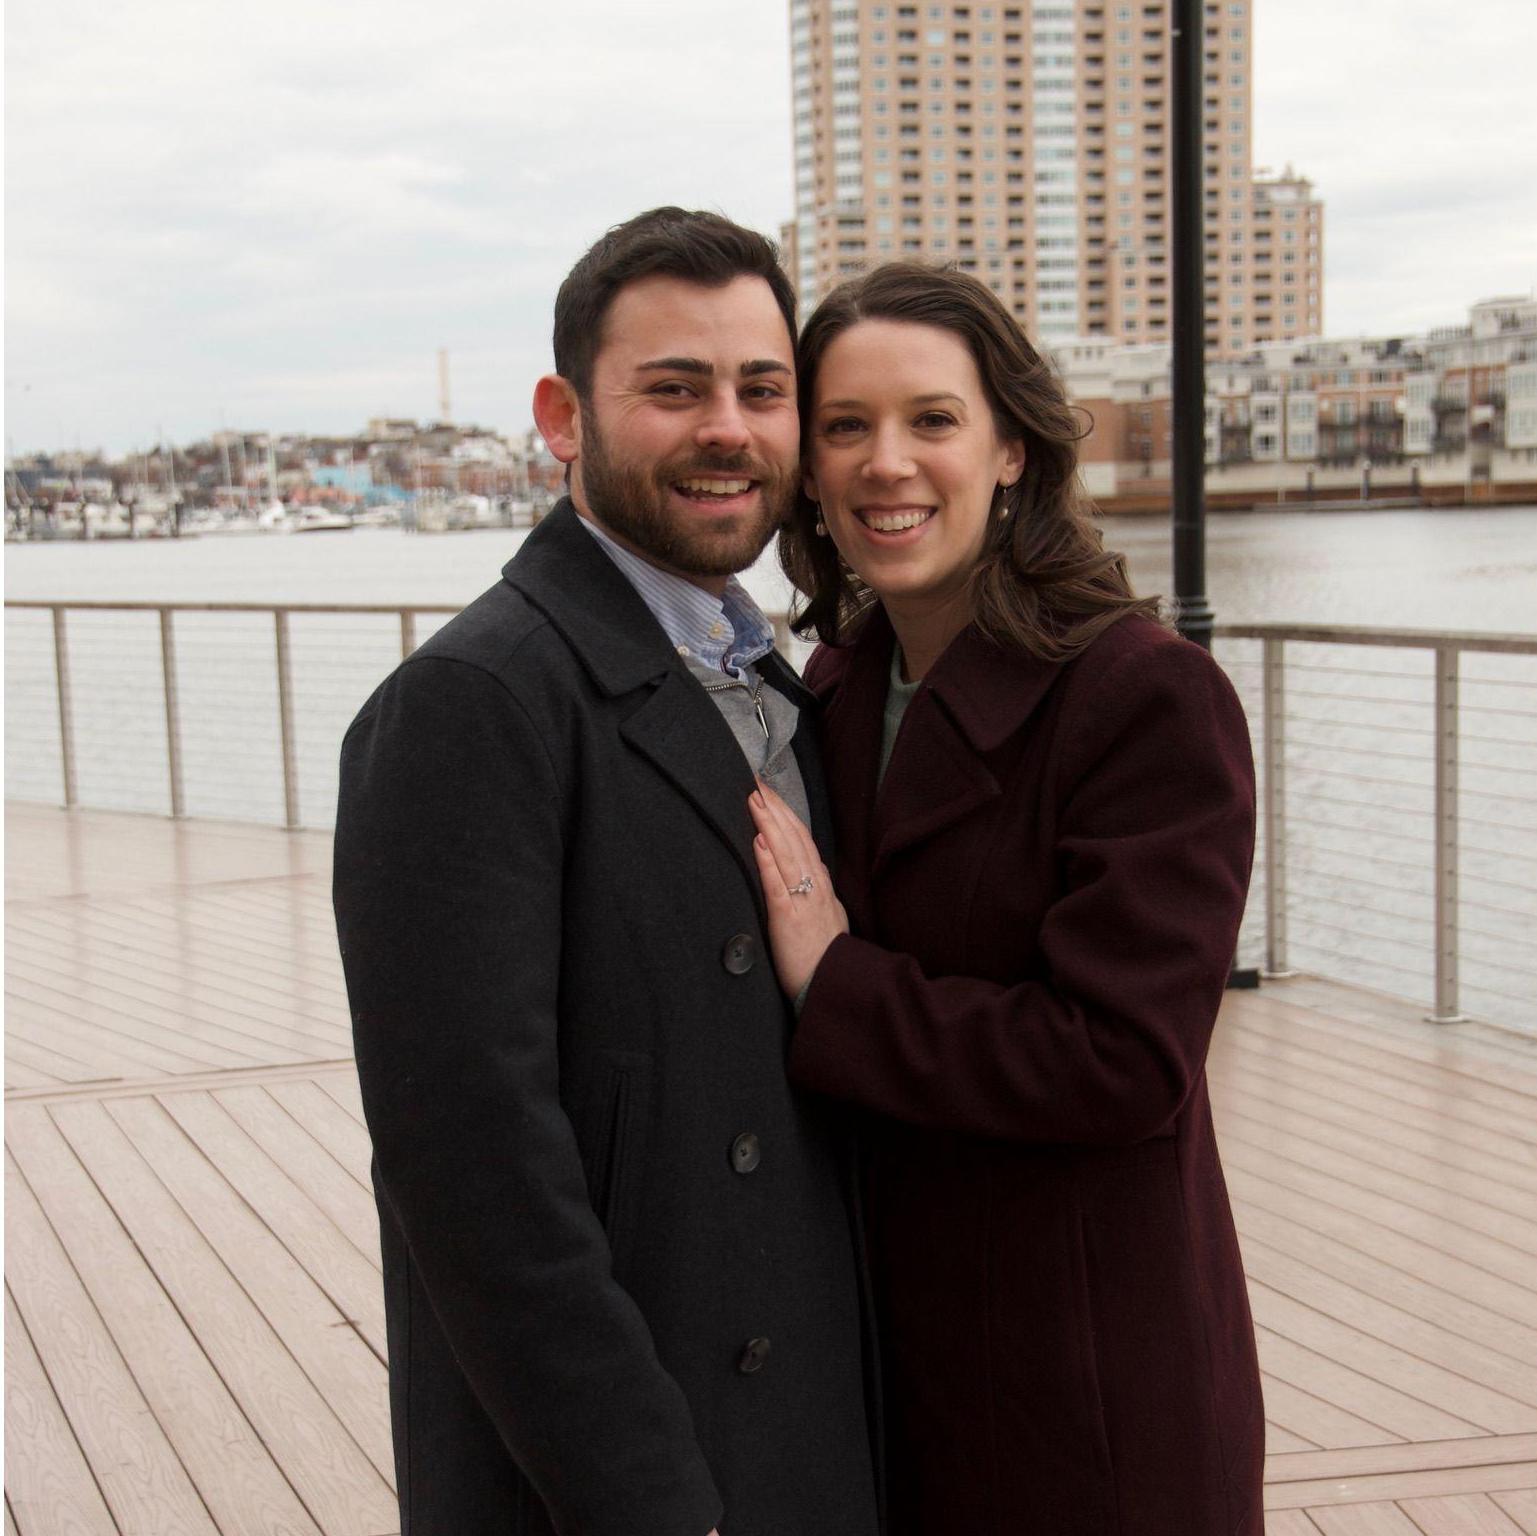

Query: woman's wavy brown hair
[{"left": 780, "top": 262, "right": 1161, "bottom": 659}]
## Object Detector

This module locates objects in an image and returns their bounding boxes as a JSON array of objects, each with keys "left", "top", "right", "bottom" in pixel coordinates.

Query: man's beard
[{"left": 577, "top": 409, "right": 795, "bottom": 579}]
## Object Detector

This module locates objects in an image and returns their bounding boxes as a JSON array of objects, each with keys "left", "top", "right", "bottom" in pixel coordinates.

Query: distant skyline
[{"left": 6, "top": 0, "right": 1535, "bottom": 457}]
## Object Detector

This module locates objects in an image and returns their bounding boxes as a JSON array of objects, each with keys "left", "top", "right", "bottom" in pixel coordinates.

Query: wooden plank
[
  {"left": 52, "top": 1099, "right": 396, "bottom": 1534},
  {"left": 6, "top": 903, "right": 349, "bottom": 1018},
  {"left": 1301, "top": 1504, "right": 1423, "bottom": 1534},
  {"left": 67, "top": 888, "right": 347, "bottom": 981},
  {"left": 4, "top": 1290, "right": 118, "bottom": 1535},
  {"left": 7, "top": 1058, "right": 357, "bottom": 1109},
  {"left": 5, "top": 1145, "right": 218, "bottom": 1532},
  {"left": 1268, "top": 1512, "right": 1325, "bottom": 1536},
  {"left": 1226, "top": 1159, "right": 1537, "bottom": 1329},
  {"left": 104, "top": 1094, "right": 393, "bottom": 1483},
  {"left": 1492, "top": 1489, "right": 1537, "bottom": 1534},
  {"left": 1268, "top": 1463, "right": 1537, "bottom": 1511},
  {"left": 1229, "top": 996, "right": 1537, "bottom": 1131},
  {"left": 159, "top": 1093, "right": 385, "bottom": 1354},
  {"left": 1242, "top": 1240, "right": 1537, "bottom": 1406},
  {"left": 2, "top": 1053, "right": 63, "bottom": 1090},
  {"left": 315, "top": 1073, "right": 367, "bottom": 1128},
  {"left": 1399, "top": 1493, "right": 1528, "bottom": 1535},
  {"left": 1214, "top": 1047, "right": 1537, "bottom": 1200},
  {"left": 1259, "top": 1374, "right": 1405, "bottom": 1451},
  {"left": 1235, "top": 979, "right": 1537, "bottom": 1079},
  {"left": 211, "top": 1086, "right": 377, "bottom": 1251},
  {"left": 1237, "top": 988, "right": 1537, "bottom": 1095},
  {"left": 6, "top": 952, "right": 348, "bottom": 1064},
  {"left": 1216, "top": 1089, "right": 1537, "bottom": 1239},
  {"left": 1249, "top": 1285, "right": 1537, "bottom": 1434},
  {"left": 1237, "top": 1209, "right": 1537, "bottom": 1357},
  {"left": 5, "top": 1107, "right": 322, "bottom": 1535},
  {"left": 4, "top": 1023, "right": 102, "bottom": 1081},
  {"left": 4, "top": 975, "right": 264, "bottom": 1075},
  {"left": 1269, "top": 1423, "right": 1322, "bottom": 1454},
  {"left": 7, "top": 907, "right": 349, "bottom": 1034},
  {"left": 1255, "top": 1329, "right": 1483, "bottom": 1443},
  {"left": 1220, "top": 1134, "right": 1537, "bottom": 1288},
  {"left": 1268, "top": 1436, "right": 1537, "bottom": 1485},
  {"left": 4, "top": 982, "right": 232, "bottom": 1079},
  {"left": 264, "top": 1080, "right": 375, "bottom": 1187}
]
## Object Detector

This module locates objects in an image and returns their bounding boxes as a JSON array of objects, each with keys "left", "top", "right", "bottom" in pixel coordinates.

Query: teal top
[{"left": 878, "top": 644, "right": 923, "bottom": 789}]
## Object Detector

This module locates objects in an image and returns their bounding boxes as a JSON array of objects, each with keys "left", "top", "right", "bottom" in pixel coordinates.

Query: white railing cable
[{"left": 5, "top": 602, "right": 1534, "bottom": 1034}]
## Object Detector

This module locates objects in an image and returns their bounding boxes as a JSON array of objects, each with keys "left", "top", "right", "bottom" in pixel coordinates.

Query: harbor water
[{"left": 5, "top": 505, "right": 1535, "bottom": 1031}]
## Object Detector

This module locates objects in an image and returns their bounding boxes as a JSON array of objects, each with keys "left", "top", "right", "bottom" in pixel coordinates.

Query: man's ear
[{"left": 533, "top": 375, "right": 582, "bottom": 464}]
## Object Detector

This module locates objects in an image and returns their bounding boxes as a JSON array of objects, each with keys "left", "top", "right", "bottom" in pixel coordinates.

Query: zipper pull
[{"left": 754, "top": 692, "right": 769, "bottom": 739}]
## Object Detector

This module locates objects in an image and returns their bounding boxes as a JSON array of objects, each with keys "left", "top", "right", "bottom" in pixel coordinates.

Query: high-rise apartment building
[{"left": 787, "top": 0, "right": 1323, "bottom": 356}]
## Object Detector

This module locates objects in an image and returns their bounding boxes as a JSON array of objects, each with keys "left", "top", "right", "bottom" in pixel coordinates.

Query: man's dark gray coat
[{"left": 333, "top": 501, "right": 879, "bottom": 1536}]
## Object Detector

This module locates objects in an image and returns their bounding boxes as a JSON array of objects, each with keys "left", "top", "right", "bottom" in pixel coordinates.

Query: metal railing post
[
  {"left": 400, "top": 609, "right": 417, "bottom": 660},
  {"left": 160, "top": 608, "right": 185, "bottom": 817},
  {"left": 274, "top": 609, "right": 300, "bottom": 830},
  {"left": 1428, "top": 645, "right": 1464, "bottom": 1022},
  {"left": 1260, "top": 636, "right": 1294, "bottom": 977},
  {"left": 52, "top": 606, "right": 78, "bottom": 808}
]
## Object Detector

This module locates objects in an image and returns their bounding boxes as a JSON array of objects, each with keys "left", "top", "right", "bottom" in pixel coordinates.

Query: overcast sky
[{"left": 5, "top": 0, "right": 1534, "bottom": 457}]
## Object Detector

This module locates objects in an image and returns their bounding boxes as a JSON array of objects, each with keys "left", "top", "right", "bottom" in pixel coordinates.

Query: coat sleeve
[
  {"left": 333, "top": 656, "right": 722, "bottom": 1536},
  {"left": 789, "top": 639, "right": 1255, "bottom": 1146}
]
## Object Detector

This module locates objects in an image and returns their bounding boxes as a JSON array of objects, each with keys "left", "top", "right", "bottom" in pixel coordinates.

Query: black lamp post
[
  {"left": 1173, "top": 0, "right": 1258, "bottom": 987},
  {"left": 1171, "top": 0, "right": 1214, "bottom": 652}
]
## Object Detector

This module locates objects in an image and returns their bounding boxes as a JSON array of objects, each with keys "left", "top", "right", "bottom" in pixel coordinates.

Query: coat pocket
[{"left": 584, "top": 1050, "right": 652, "bottom": 1277}]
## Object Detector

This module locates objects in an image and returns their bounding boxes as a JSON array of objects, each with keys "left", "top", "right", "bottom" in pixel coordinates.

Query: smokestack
[{"left": 438, "top": 349, "right": 452, "bottom": 424}]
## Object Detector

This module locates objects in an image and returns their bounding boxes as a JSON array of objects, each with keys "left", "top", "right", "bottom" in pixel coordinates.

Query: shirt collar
[{"left": 577, "top": 513, "right": 776, "bottom": 675}]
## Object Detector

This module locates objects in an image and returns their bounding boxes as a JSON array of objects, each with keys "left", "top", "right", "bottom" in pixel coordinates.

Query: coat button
[
  {"left": 737, "top": 1337, "right": 771, "bottom": 1375},
  {"left": 721, "top": 933, "right": 757, "bottom": 975},
  {"left": 730, "top": 1133, "right": 761, "bottom": 1173}
]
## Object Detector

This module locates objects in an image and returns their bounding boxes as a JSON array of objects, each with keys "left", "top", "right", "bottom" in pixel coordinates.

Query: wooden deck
[{"left": 5, "top": 802, "right": 1536, "bottom": 1535}]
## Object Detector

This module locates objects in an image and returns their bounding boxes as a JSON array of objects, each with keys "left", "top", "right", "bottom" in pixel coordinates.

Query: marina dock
[{"left": 5, "top": 801, "right": 1537, "bottom": 1535}]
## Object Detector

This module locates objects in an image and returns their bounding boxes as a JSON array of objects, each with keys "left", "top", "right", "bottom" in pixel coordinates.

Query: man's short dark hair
[{"left": 553, "top": 207, "right": 797, "bottom": 400}]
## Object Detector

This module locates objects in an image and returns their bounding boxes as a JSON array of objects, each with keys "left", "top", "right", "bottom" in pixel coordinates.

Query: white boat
[{"left": 286, "top": 507, "right": 354, "bottom": 533}]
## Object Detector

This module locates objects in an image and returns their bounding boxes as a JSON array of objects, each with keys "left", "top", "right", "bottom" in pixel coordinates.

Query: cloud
[{"left": 6, "top": 0, "right": 1533, "bottom": 454}]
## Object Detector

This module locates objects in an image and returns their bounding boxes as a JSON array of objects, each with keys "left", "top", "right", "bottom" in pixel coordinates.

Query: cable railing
[{"left": 6, "top": 601, "right": 1534, "bottom": 1033}]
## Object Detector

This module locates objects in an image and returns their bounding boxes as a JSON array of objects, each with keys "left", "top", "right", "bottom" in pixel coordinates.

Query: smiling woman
[
  {"left": 758, "top": 261, "right": 1267, "bottom": 1535},
  {"left": 781, "top": 264, "right": 1157, "bottom": 677}
]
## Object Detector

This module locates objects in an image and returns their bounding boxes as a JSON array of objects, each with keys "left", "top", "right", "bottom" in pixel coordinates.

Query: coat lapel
[
  {"left": 870, "top": 622, "right": 1068, "bottom": 874},
  {"left": 505, "top": 500, "right": 805, "bottom": 925},
  {"left": 619, "top": 671, "right": 767, "bottom": 924}
]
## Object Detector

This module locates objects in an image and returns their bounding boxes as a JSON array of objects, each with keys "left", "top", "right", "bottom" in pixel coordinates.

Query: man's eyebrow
[
  {"left": 633, "top": 357, "right": 792, "bottom": 378},
  {"left": 635, "top": 356, "right": 712, "bottom": 374}
]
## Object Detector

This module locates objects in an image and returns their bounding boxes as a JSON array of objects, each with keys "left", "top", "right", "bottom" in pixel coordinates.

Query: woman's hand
[{"left": 749, "top": 780, "right": 849, "bottom": 999}]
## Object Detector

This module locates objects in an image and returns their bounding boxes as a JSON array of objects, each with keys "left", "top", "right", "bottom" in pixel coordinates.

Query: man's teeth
[
  {"left": 862, "top": 509, "right": 932, "bottom": 532},
  {"left": 677, "top": 477, "right": 752, "bottom": 495}
]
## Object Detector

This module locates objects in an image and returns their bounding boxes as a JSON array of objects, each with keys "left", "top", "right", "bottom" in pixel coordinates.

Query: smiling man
[{"left": 333, "top": 209, "right": 879, "bottom": 1536}]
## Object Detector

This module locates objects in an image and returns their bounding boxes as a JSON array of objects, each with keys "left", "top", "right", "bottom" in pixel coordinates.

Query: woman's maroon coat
[{"left": 793, "top": 610, "right": 1265, "bottom": 1536}]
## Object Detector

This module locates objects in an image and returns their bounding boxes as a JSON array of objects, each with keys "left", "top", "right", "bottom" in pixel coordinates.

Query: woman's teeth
[
  {"left": 676, "top": 477, "right": 752, "bottom": 498},
  {"left": 861, "top": 509, "right": 933, "bottom": 533}
]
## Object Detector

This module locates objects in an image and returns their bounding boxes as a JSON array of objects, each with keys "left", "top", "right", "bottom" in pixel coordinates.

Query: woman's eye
[
  {"left": 915, "top": 411, "right": 957, "bottom": 429},
  {"left": 823, "top": 417, "right": 865, "bottom": 436}
]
